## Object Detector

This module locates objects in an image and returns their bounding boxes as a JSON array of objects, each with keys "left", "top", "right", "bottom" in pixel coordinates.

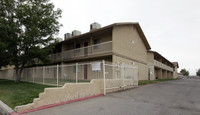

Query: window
[
  {"left": 93, "top": 38, "right": 101, "bottom": 49},
  {"left": 75, "top": 43, "right": 81, "bottom": 52},
  {"left": 76, "top": 43, "right": 81, "bottom": 48}
]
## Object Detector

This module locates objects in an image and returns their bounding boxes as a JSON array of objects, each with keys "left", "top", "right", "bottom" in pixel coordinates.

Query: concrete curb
[
  {"left": 10, "top": 94, "right": 103, "bottom": 115},
  {"left": 0, "top": 100, "right": 13, "bottom": 115}
]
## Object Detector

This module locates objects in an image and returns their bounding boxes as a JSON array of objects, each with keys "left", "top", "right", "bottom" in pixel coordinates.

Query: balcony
[
  {"left": 50, "top": 41, "right": 112, "bottom": 62},
  {"left": 154, "top": 60, "right": 173, "bottom": 71},
  {"left": 50, "top": 53, "right": 62, "bottom": 62}
]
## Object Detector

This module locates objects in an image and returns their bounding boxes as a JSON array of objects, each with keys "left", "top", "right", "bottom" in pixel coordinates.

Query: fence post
[
  {"left": 137, "top": 66, "right": 139, "bottom": 87},
  {"left": 122, "top": 63, "right": 125, "bottom": 90},
  {"left": 57, "top": 65, "right": 59, "bottom": 86},
  {"left": 32, "top": 67, "right": 34, "bottom": 83},
  {"left": 102, "top": 60, "right": 106, "bottom": 95},
  {"left": 43, "top": 66, "right": 45, "bottom": 85},
  {"left": 37, "top": 66, "right": 38, "bottom": 83},
  {"left": 76, "top": 63, "right": 78, "bottom": 83}
]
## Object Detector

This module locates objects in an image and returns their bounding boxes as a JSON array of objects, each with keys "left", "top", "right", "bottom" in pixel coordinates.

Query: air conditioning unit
[
  {"left": 90, "top": 22, "right": 101, "bottom": 31},
  {"left": 64, "top": 33, "right": 72, "bottom": 40},
  {"left": 72, "top": 30, "right": 81, "bottom": 36},
  {"left": 57, "top": 38, "right": 63, "bottom": 42}
]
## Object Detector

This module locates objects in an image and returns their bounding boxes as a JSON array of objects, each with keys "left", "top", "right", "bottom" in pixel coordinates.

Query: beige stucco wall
[
  {"left": 15, "top": 79, "right": 135, "bottom": 112},
  {"left": 147, "top": 52, "right": 155, "bottom": 80},
  {"left": 0, "top": 100, "right": 13, "bottom": 115},
  {"left": 112, "top": 55, "right": 148, "bottom": 80},
  {"left": 112, "top": 25, "right": 148, "bottom": 80},
  {"left": 0, "top": 69, "right": 15, "bottom": 80},
  {"left": 148, "top": 65, "right": 155, "bottom": 80},
  {"left": 112, "top": 25, "right": 147, "bottom": 64},
  {"left": 137, "top": 63, "right": 148, "bottom": 80},
  {"left": 173, "top": 66, "right": 178, "bottom": 79},
  {"left": 0, "top": 65, "right": 15, "bottom": 70},
  {"left": 15, "top": 79, "right": 104, "bottom": 112},
  {"left": 147, "top": 52, "right": 154, "bottom": 63}
]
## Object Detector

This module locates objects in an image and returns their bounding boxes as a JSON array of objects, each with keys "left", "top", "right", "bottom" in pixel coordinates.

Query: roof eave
[{"left": 60, "top": 22, "right": 151, "bottom": 50}]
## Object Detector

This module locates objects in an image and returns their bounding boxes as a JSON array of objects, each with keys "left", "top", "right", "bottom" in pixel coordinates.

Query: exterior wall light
[{"left": 131, "top": 40, "right": 134, "bottom": 44}]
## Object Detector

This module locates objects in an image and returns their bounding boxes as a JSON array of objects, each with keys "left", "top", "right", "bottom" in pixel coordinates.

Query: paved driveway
[{"left": 25, "top": 79, "right": 200, "bottom": 115}]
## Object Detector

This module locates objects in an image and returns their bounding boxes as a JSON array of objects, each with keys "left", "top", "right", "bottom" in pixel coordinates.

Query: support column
[
  {"left": 162, "top": 70, "right": 167, "bottom": 79},
  {"left": 171, "top": 72, "right": 173, "bottom": 78},
  {"left": 167, "top": 71, "right": 170, "bottom": 79},
  {"left": 157, "top": 68, "right": 162, "bottom": 79},
  {"left": 162, "top": 70, "right": 164, "bottom": 79},
  {"left": 148, "top": 65, "right": 155, "bottom": 80},
  {"left": 151, "top": 66, "right": 155, "bottom": 80},
  {"left": 166, "top": 71, "right": 168, "bottom": 79},
  {"left": 164, "top": 70, "right": 167, "bottom": 79}
]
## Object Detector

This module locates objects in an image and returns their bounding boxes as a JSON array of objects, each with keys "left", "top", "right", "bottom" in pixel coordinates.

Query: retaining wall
[
  {"left": 0, "top": 100, "right": 13, "bottom": 115},
  {"left": 15, "top": 79, "right": 134, "bottom": 113}
]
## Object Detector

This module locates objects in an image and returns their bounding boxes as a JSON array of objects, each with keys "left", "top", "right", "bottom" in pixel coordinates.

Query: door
[
  {"left": 84, "top": 65, "right": 88, "bottom": 79},
  {"left": 84, "top": 42, "right": 88, "bottom": 56}
]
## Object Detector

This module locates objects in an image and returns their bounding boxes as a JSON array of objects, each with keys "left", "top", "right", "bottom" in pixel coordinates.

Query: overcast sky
[{"left": 51, "top": 0, "right": 200, "bottom": 75}]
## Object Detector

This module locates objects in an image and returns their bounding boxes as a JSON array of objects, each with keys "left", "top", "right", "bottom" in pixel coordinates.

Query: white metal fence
[
  {"left": 103, "top": 61, "right": 138, "bottom": 94},
  {"left": 0, "top": 60, "right": 138, "bottom": 92}
]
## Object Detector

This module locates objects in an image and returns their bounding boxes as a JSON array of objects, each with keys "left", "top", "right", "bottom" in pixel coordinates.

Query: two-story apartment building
[
  {"left": 49, "top": 22, "right": 178, "bottom": 80},
  {"left": 147, "top": 51, "right": 176, "bottom": 80}
]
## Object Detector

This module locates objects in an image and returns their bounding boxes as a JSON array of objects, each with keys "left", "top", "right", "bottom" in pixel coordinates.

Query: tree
[
  {"left": 0, "top": 42, "right": 10, "bottom": 68},
  {"left": 0, "top": 0, "right": 62, "bottom": 82},
  {"left": 180, "top": 69, "right": 189, "bottom": 76},
  {"left": 196, "top": 69, "right": 200, "bottom": 76}
]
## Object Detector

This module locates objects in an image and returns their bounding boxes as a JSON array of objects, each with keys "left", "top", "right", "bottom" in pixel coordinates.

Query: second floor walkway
[{"left": 50, "top": 41, "right": 112, "bottom": 62}]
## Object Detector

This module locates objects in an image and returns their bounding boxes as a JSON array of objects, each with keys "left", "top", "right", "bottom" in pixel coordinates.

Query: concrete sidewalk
[{"left": 25, "top": 79, "right": 200, "bottom": 115}]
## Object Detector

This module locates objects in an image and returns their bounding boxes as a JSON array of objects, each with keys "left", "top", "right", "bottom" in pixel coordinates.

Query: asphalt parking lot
[{"left": 25, "top": 78, "right": 200, "bottom": 115}]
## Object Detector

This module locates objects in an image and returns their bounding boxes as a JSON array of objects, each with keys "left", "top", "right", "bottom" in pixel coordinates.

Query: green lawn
[
  {"left": 138, "top": 78, "right": 178, "bottom": 86},
  {"left": 0, "top": 79, "right": 55, "bottom": 109},
  {"left": 0, "top": 78, "right": 177, "bottom": 109}
]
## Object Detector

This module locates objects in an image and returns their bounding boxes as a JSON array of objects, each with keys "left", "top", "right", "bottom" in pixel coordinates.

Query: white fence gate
[
  {"left": 0, "top": 60, "right": 138, "bottom": 95},
  {"left": 103, "top": 60, "right": 138, "bottom": 95}
]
